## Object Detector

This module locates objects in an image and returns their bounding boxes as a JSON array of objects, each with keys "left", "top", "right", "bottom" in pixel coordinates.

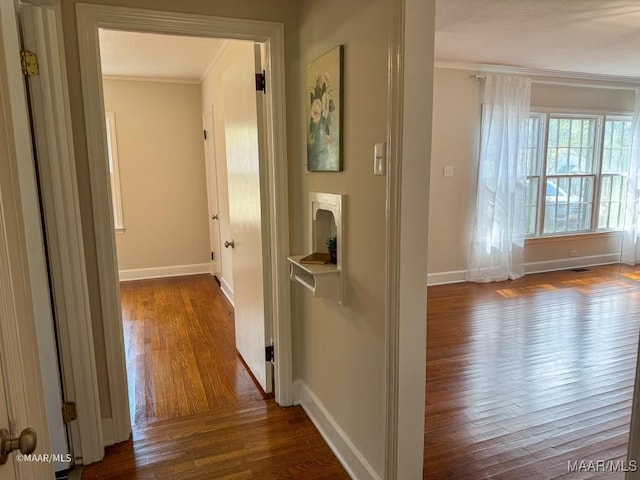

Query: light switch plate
[{"left": 374, "top": 142, "right": 386, "bottom": 175}]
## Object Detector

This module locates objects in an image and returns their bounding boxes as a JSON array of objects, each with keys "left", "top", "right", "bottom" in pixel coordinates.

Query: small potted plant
[{"left": 326, "top": 234, "right": 337, "bottom": 264}]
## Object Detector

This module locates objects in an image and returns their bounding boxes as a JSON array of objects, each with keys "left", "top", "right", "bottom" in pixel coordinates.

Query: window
[
  {"left": 105, "top": 112, "right": 124, "bottom": 233},
  {"left": 599, "top": 116, "right": 632, "bottom": 230},
  {"left": 525, "top": 112, "right": 632, "bottom": 237}
]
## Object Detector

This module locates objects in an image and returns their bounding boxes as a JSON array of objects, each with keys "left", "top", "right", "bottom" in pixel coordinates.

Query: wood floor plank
[
  {"left": 82, "top": 274, "right": 347, "bottom": 479},
  {"left": 425, "top": 264, "right": 640, "bottom": 479}
]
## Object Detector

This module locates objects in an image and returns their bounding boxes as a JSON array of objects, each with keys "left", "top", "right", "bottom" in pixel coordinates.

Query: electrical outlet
[
  {"left": 443, "top": 165, "right": 454, "bottom": 177},
  {"left": 569, "top": 250, "right": 578, "bottom": 257}
]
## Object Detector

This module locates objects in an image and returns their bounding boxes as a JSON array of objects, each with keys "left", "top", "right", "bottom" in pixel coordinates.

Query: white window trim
[
  {"left": 105, "top": 112, "right": 124, "bottom": 233},
  {"left": 527, "top": 108, "right": 633, "bottom": 239}
]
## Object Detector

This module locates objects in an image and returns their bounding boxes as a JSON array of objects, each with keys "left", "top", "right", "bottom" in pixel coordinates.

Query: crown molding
[
  {"left": 434, "top": 60, "right": 640, "bottom": 89},
  {"left": 199, "top": 39, "right": 230, "bottom": 83}
]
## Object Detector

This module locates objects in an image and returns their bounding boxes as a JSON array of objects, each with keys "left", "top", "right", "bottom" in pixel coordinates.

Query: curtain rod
[{"left": 470, "top": 74, "right": 637, "bottom": 92}]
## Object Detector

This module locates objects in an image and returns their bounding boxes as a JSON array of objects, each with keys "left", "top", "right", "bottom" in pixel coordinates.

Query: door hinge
[
  {"left": 265, "top": 344, "right": 274, "bottom": 363},
  {"left": 203, "top": 129, "right": 207, "bottom": 140},
  {"left": 20, "top": 51, "right": 39, "bottom": 77},
  {"left": 211, "top": 251, "right": 215, "bottom": 261},
  {"left": 255, "top": 71, "right": 266, "bottom": 94},
  {"left": 62, "top": 402, "right": 77, "bottom": 424}
]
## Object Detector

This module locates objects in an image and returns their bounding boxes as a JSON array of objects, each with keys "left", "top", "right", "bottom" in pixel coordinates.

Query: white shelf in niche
[
  {"left": 287, "top": 255, "right": 342, "bottom": 303},
  {"left": 288, "top": 192, "right": 345, "bottom": 304}
]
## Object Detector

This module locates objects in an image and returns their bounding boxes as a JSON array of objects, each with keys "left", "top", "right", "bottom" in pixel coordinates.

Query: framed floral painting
[{"left": 306, "top": 45, "right": 343, "bottom": 172}]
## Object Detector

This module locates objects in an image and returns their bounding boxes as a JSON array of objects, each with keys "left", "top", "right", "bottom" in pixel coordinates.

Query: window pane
[
  {"left": 597, "top": 117, "right": 631, "bottom": 230},
  {"left": 602, "top": 118, "right": 632, "bottom": 174},
  {"left": 526, "top": 117, "right": 540, "bottom": 176},
  {"left": 543, "top": 175, "right": 593, "bottom": 234},
  {"left": 598, "top": 174, "right": 628, "bottom": 230},
  {"left": 546, "top": 117, "right": 596, "bottom": 175}
]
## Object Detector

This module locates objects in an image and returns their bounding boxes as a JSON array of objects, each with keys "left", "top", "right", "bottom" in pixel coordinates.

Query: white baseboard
[
  {"left": 524, "top": 253, "right": 620, "bottom": 274},
  {"left": 102, "top": 418, "right": 114, "bottom": 447},
  {"left": 294, "top": 380, "right": 381, "bottom": 480},
  {"left": 428, "top": 254, "right": 621, "bottom": 286},
  {"left": 219, "top": 276, "right": 234, "bottom": 306},
  {"left": 293, "top": 378, "right": 302, "bottom": 404},
  {"left": 118, "top": 263, "right": 210, "bottom": 281},
  {"left": 427, "top": 270, "right": 467, "bottom": 286}
]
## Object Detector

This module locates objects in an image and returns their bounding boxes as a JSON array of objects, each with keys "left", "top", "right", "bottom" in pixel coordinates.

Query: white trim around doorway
[
  {"left": 75, "top": 4, "right": 293, "bottom": 448},
  {"left": 384, "top": 0, "right": 433, "bottom": 478}
]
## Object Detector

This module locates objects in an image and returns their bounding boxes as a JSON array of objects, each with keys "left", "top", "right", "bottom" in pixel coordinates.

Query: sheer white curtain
[
  {"left": 621, "top": 87, "right": 640, "bottom": 265},
  {"left": 466, "top": 75, "right": 531, "bottom": 282}
]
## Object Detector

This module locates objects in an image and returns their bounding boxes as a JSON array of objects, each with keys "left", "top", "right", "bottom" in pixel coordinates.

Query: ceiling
[
  {"left": 435, "top": 0, "right": 640, "bottom": 79},
  {"left": 101, "top": 3, "right": 640, "bottom": 82},
  {"left": 99, "top": 29, "right": 228, "bottom": 81}
]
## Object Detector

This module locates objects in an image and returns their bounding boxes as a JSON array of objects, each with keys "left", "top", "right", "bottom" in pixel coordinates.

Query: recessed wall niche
[{"left": 288, "top": 192, "right": 345, "bottom": 304}]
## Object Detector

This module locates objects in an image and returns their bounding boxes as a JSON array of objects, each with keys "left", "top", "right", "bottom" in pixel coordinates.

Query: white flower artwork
[{"left": 306, "top": 46, "right": 343, "bottom": 172}]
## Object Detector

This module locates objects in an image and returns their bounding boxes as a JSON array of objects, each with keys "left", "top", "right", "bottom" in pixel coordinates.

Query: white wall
[
  {"left": 102, "top": 78, "right": 210, "bottom": 277},
  {"left": 428, "top": 67, "right": 634, "bottom": 283},
  {"left": 428, "top": 68, "right": 480, "bottom": 277},
  {"left": 295, "top": 0, "right": 393, "bottom": 476},
  {"left": 200, "top": 40, "right": 254, "bottom": 298}
]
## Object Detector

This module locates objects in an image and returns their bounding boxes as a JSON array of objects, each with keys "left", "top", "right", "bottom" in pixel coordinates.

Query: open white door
[
  {"left": 0, "top": 0, "right": 54, "bottom": 477},
  {"left": 203, "top": 108, "right": 222, "bottom": 275},
  {"left": 20, "top": 1, "right": 106, "bottom": 464},
  {"left": 0, "top": 364, "right": 17, "bottom": 480},
  {"left": 16, "top": 3, "right": 76, "bottom": 473},
  {"left": 222, "top": 42, "right": 272, "bottom": 394}
]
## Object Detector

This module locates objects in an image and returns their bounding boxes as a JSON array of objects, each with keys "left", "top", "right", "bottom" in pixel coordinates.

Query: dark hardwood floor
[
  {"left": 425, "top": 264, "right": 640, "bottom": 479},
  {"left": 82, "top": 274, "right": 348, "bottom": 480},
  {"left": 80, "top": 265, "right": 640, "bottom": 479}
]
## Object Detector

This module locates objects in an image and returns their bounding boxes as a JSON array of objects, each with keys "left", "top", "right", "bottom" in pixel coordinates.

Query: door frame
[
  {"left": 385, "top": 0, "right": 433, "bottom": 477},
  {"left": 75, "top": 6, "right": 293, "bottom": 438},
  {"left": 629, "top": 346, "right": 640, "bottom": 479},
  {"left": 202, "top": 105, "right": 222, "bottom": 276}
]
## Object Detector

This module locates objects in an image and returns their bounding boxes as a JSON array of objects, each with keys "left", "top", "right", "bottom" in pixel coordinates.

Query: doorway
[
  {"left": 97, "top": 28, "right": 273, "bottom": 426},
  {"left": 75, "top": 4, "right": 293, "bottom": 447}
]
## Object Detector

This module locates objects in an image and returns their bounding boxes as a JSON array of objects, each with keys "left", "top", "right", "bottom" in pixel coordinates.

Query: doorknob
[
  {"left": 0, "top": 428, "right": 37, "bottom": 464},
  {"left": 224, "top": 240, "right": 235, "bottom": 249},
  {"left": 211, "top": 214, "right": 218, "bottom": 220}
]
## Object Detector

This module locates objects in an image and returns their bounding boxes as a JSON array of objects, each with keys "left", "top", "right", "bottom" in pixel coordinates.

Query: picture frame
[{"left": 306, "top": 45, "right": 344, "bottom": 172}]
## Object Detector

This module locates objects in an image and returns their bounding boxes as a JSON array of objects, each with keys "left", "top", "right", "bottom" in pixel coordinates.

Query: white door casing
[
  {"left": 75, "top": 4, "right": 293, "bottom": 408},
  {"left": 203, "top": 108, "right": 222, "bottom": 276},
  {"left": 385, "top": 0, "right": 432, "bottom": 477},
  {"left": 222, "top": 43, "right": 272, "bottom": 393},
  {"left": 629, "top": 345, "right": 640, "bottom": 479}
]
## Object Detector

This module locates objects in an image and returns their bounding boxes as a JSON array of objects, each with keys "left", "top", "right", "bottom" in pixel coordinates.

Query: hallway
[
  {"left": 82, "top": 275, "right": 347, "bottom": 479},
  {"left": 121, "top": 274, "right": 264, "bottom": 424}
]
